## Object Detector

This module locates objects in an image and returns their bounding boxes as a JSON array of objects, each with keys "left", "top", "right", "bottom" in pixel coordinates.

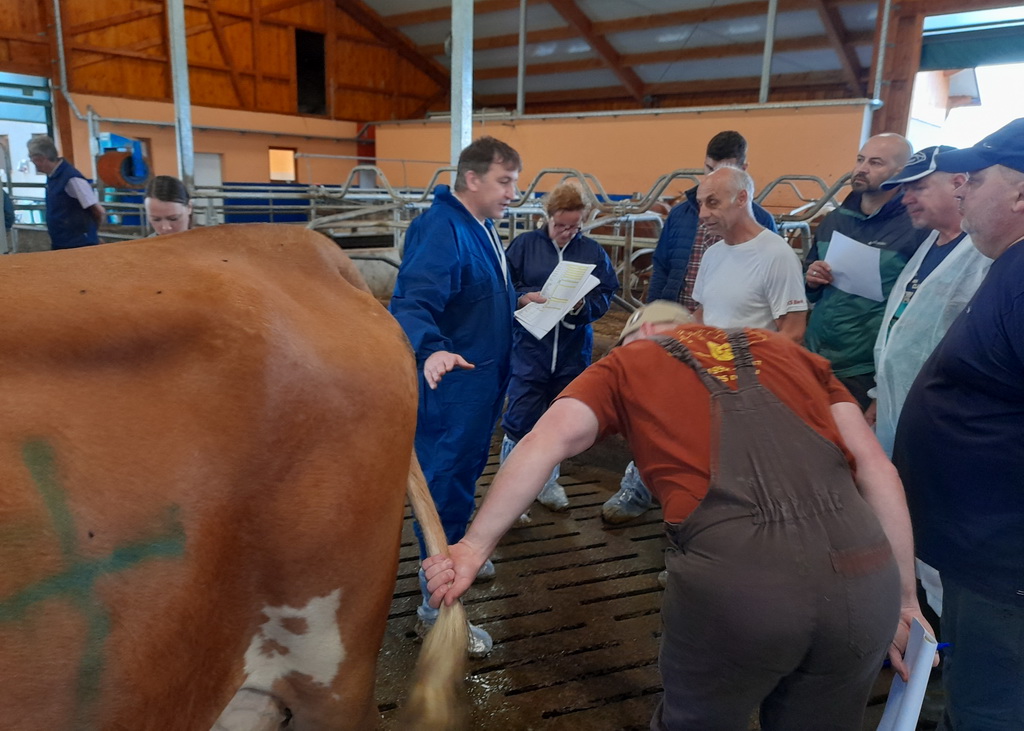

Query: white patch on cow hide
[{"left": 242, "top": 588, "right": 345, "bottom": 690}]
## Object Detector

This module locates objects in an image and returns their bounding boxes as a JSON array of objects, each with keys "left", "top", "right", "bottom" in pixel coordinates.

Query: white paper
[
  {"left": 823, "top": 230, "right": 884, "bottom": 302},
  {"left": 514, "top": 261, "right": 600, "bottom": 340},
  {"left": 876, "top": 617, "right": 938, "bottom": 731}
]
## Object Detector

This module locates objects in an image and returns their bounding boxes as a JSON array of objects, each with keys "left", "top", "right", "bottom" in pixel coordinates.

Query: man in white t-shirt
[{"left": 692, "top": 166, "right": 807, "bottom": 341}]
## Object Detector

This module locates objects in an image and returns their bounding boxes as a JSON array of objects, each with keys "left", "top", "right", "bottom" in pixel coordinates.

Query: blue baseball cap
[
  {"left": 881, "top": 145, "right": 957, "bottom": 189},
  {"left": 935, "top": 118, "right": 1024, "bottom": 174}
]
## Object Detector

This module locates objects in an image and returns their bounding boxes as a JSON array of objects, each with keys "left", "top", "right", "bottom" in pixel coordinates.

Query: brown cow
[{"left": 0, "top": 224, "right": 464, "bottom": 730}]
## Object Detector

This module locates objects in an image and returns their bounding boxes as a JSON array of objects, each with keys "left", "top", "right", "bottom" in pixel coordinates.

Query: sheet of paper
[
  {"left": 514, "top": 261, "right": 599, "bottom": 340},
  {"left": 823, "top": 230, "right": 884, "bottom": 302},
  {"left": 876, "top": 617, "right": 938, "bottom": 731}
]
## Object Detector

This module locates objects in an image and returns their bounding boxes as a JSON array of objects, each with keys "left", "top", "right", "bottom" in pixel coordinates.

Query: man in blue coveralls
[{"left": 390, "top": 136, "right": 538, "bottom": 657}]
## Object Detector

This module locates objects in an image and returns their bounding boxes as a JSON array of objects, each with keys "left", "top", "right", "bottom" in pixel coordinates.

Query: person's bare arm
[
  {"left": 774, "top": 311, "right": 806, "bottom": 344},
  {"left": 424, "top": 398, "right": 600, "bottom": 606},
  {"left": 88, "top": 202, "right": 105, "bottom": 226},
  {"left": 831, "top": 400, "right": 934, "bottom": 680}
]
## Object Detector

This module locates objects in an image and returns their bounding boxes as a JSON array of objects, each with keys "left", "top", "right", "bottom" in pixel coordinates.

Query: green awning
[{"left": 921, "top": 24, "right": 1024, "bottom": 70}]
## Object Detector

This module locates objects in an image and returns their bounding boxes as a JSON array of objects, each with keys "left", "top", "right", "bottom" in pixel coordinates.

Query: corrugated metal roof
[{"left": 357, "top": 0, "right": 881, "bottom": 109}]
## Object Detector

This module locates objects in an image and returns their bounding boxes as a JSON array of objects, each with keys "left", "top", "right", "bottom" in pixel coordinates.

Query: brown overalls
[{"left": 650, "top": 330, "right": 900, "bottom": 731}]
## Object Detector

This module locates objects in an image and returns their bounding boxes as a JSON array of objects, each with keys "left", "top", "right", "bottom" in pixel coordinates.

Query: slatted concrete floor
[
  {"left": 375, "top": 452, "right": 666, "bottom": 730},
  {"left": 373, "top": 448, "right": 937, "bottom": 730}
]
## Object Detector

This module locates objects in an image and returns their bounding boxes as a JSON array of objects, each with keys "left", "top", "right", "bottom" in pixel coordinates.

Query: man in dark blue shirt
[{"left": 894, "top": 118, "right": 1024, "bottom": 730}]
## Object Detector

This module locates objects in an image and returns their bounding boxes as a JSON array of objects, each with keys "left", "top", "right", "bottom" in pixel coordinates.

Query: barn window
[
  {"left": 269, "top": 147, "right": 296, "bottom": 182},
  {"left": 295, "top": 29, "right": 327, "bottom": 116}
]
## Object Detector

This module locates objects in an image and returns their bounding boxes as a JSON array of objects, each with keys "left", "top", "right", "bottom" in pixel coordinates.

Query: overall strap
[
  {"left": 651, "top": 335, "right": 729, "bottom": 395},
  {"left": 725, "top": 329, "right": 759, "bottom": 389}
]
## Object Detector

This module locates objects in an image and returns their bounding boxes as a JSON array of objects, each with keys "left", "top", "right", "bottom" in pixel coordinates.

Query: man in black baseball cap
[{"left": 894, "top": 117, "right": 1024, "bottom": 730}]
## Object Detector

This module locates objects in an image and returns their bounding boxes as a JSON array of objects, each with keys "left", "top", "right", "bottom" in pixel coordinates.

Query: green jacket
[{"left": 804, "top": 191, "right": 929, "bottom": 377}]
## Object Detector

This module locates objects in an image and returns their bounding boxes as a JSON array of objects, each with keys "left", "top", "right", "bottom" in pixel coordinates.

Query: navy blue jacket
[
  {"left": 389, "top": 185, "right": 517, "bottom": 388},
  {"left": 506, "top": 227, "right": 619, "bottom": 380},
  {"left": 894, "top": 240, "right": 1024, "bottom": 603},
  {"left": 648, "top": 185, "right": 778, "bottom": 303},
  {"left": 46, "top": 160, "right": 100, "bottom": 249}
]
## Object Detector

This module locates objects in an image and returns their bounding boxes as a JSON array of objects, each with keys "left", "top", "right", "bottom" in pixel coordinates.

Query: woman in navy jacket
[{"left": 501, "top": 183, "right": 619, "bottom": 512}]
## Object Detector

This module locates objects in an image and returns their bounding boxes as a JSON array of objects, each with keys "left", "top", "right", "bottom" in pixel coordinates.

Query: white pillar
[
  {"left": 450, "top": 0, "right": 474, "bottom": 175},
  {"left": 167, "top": 0, "right": 195, "bottom": 189}
]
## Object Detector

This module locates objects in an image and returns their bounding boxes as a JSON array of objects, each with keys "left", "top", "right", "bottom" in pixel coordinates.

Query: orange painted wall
[
  {"left": 63, "top": 93, "right": 361, "bottom": 185},
  {"left": 375, "top": 105, "right": 872, "bottom": 215}
]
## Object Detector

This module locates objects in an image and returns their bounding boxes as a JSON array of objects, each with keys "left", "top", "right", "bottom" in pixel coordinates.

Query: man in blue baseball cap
[
  {"left": 894, "top": 118, "right": 1024, "bottom": 730},
  {"left": 871, "top": 144, "right": 992, "bottom": 623}
]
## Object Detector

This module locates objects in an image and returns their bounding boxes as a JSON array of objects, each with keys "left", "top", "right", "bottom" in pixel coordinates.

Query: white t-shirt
[{"left": 692, "top": 228, "right": 807, "bottom": 330}]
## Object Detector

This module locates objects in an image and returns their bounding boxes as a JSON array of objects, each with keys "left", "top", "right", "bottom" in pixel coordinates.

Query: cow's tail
[{"left": 402, "top": 454, "right": 469, "bottom": 730}]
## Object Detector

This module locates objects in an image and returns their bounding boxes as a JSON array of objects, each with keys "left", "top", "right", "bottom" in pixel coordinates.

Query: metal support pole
[
  {"left": 450, "top": 0, "right": 474, "bottom": 173},
  {"left": 516, "top": 0, "right": 527, "bottom": 116},
  {"left": 759, "top": 0, "right": 779, "bottom": 104},
  {"left": 872, "top": 0, "right": 895, "bottom": 106},
  {"left": 167, "top": 0, "right": 195, "bottom": 189}
]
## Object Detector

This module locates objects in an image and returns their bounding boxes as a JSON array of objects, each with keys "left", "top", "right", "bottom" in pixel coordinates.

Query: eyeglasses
[{"left": 551, "top": 222, "right": 581, "bottom": 233}]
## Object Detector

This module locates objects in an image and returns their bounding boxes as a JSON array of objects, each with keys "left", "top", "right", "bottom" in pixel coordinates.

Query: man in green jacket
[{"left": 804, "top": 133, "right": 929, "bottom": 408}]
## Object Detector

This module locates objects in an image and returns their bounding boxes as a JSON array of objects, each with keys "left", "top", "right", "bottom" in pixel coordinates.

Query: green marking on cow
[{"left": 0, "top": 439, "right": 187, "bottom": 725}]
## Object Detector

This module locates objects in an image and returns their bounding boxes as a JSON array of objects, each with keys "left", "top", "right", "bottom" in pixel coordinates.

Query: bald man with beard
[{"left": 804, "top": 133, "right": 930, "bottom": 408}]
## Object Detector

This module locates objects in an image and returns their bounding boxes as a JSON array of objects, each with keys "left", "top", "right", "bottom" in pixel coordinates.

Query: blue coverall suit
[
  {"left": 389, "top": 185, "right": 517, "bottom": 555},
  {"left": 501, "top": 226, "right": 619, "bottom": 442}
]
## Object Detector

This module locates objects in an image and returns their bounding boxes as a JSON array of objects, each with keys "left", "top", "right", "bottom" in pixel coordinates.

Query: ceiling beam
[
  {"left": 420, "top": 26, "right": 574, "bottom": 57},
  {"left": 547, "top": 0, "right": 646, "bottom": 103},
  {"left": 419, "top": 0, "right": 846, "bottom": 56},
  {"left": 206, "top": 0, "right": 250, "bottom": 109},
  {"left": 807, "top": 0, "right": 863, "bottom": 95},
  {"left": 477, "top": 69, "right": 858, "bottom": 106},
  {"left": 474, "top": 30, "right": 873, "bottom": 80},
  {"left": 65, "top": 8, "right": 164, "bottom": 37},
  {"left": 333, "top": 0, "right": 449, "bottom": 89},
  {"left": 383, "top": 0, "right": 548, "bottom": 28}
]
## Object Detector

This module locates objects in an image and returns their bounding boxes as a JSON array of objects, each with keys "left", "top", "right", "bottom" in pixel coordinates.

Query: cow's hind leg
[{"left": 211, "top": 688, "right": 288, "bottom": 731}]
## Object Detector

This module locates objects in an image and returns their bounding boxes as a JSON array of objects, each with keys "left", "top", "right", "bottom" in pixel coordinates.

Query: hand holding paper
[
  {"left": 515, "top": 261, "right": 599, "bottom": 340},
  {"left": 823, "top": 231, "right": 884, "bottom": 301}
]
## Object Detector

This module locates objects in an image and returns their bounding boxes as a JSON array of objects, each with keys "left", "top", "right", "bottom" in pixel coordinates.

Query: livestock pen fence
[{"left": 2, "top": 162, "right": 850, "bottom": 305}]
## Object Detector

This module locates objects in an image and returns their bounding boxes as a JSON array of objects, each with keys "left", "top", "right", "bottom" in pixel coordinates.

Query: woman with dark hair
[
  {"left": 145, "top": 175, "right": 193, "bottom": 235},
  {"left": 500, "top": 182, "right": 619, "bottom": 515}
]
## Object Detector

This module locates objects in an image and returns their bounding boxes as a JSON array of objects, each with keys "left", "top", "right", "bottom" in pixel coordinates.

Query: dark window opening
[{"left": 295, "top": 29, "right": 327, "bottom": 116}]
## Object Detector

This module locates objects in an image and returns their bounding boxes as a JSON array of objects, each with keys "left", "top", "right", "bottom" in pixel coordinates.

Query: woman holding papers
[{"left": 500, "top": 182, "right": 619, "bottom": 513}]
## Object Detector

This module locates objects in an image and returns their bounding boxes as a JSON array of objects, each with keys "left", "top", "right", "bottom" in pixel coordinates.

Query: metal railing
[{"left": 4, "top": 165, "right": 849, "bottom": 297}]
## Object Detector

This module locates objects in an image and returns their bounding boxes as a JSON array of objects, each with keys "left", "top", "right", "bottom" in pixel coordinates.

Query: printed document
[
  {"left": 515, "top": 261, "right": 600, "bottom": 340},
  {"left": 877, "top": 617, "right": 938, "bottom": 731},
  {"left": 823, "top": 231, "right": 884, "bottom": 301}
]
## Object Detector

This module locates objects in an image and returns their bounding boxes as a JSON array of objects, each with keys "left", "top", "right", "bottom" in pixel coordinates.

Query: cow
[{"left": 0, "top": 223, "right": 465, "bottom": 730}]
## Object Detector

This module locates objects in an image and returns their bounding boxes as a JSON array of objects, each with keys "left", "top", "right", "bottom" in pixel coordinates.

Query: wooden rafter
[
  {"left": 205, "top": 0, "right": 250, "bottom": 108},
  {"left": 474, "top": 31, "right": 873, "bottom": 81},
  {"left": 478, "top": 69, "right": 858, "bottom": 107},
  {"left": 547, "top": 0, "right": 645, "bottom": 104},
  {"left": 66, "top": 9, "right": 164, "bottom": 37},
  {"left": 382, "top": 0, "right": 548, "bottom": 28},
  {"left": 416, "top": 0, "right": 843, "bottom": 57},
  {"left": 333, "top": 0, "right": 449, "bottom": 89},
  {"left": 808, "top": 0, "right": 863, "bottom": 95}
]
